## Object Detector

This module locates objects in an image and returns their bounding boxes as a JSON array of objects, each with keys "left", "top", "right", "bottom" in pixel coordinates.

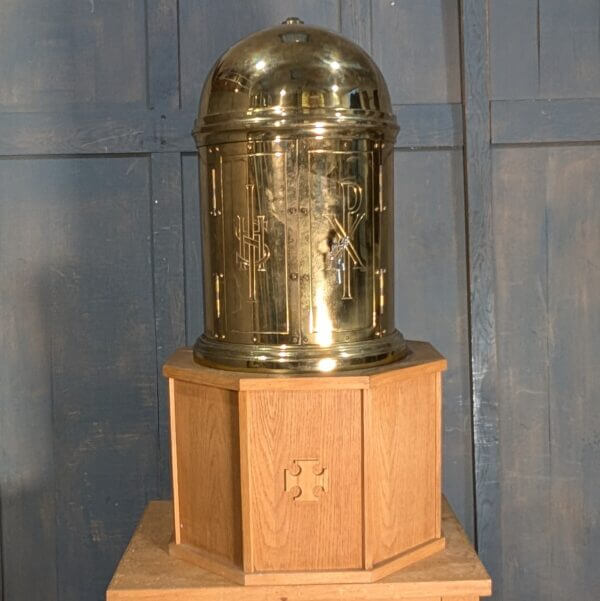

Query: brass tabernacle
[{"left": 193, "top": 17, "right": 408, "bottom": 372}]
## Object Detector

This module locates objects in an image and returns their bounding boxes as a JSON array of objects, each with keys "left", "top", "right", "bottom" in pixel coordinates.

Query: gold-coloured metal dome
[
  {"left": 192, "top": 19, "right": 408, "bottom": 372},
  {"left": 194, "top": 18, "right": 398, "bottom": 146}
]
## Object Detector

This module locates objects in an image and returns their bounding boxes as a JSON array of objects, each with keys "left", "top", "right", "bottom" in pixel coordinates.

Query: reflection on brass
[
  {"left": 235, "top": 183, "right": 270, "bottom": 302},
  {"left": 213, "top": 272, "right": 223, "bottom": 319},
  {"left": 210, "top": 168, "right": 219, "bottom": 216},
  {"left": 325, "top": 180, "right": 365, "bottom": 300},
  {"left": 192, "top": 18, "right": 408, "bottom": 371}
]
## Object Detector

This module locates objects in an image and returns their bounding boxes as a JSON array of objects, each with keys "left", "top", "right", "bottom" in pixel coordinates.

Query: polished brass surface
[{"left": 193, "top": 18, "right": 408, "bottom": 372}]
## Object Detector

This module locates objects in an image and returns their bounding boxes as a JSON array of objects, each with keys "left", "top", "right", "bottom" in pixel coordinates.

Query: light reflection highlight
[
  {"left": 314, "top": 284, "right": 333, "bottom": 347},
  {"left": 317, "top": 358, "right": 337, "bottom": 372}
]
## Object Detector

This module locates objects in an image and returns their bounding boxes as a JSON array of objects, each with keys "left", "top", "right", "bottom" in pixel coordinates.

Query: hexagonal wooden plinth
[{"left": 163, "top": 340, "right": 447, "bottom": 585}]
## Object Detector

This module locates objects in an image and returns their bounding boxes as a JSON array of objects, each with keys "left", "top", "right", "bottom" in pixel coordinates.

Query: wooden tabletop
[{"left": 107, "top": 498, "right": 491, "bottom": 600}]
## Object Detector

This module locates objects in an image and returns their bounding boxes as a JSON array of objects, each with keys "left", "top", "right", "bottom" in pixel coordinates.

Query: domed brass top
[{"left": 194, "top": 19, "right": 398, "bottom": 145}]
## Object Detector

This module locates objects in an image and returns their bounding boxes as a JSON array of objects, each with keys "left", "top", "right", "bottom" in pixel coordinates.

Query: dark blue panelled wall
[{"left": 0, "top": 2, "right": 598, "bottom": 600}]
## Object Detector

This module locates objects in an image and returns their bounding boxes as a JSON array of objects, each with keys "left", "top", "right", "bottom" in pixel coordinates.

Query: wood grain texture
[
  {"left": 492, "top": 99, "right": 600, "bottom": 144},
  {"left": 237, "top": 392, "right": 254, "bottom": 572},
  {"left": 172, "top": 380, "right": 242, "bottom": 566},
  {"left": 168, "top": 380, "right": 180, "bottom": 545},
  {"left": 0, "top": 162, "right": 59, "bottom": 601},
  {"left": 0, "top": 106, "right": 462, "bottom": 156},
  {"left": 340, "top": 0, "right": 372, "bottom": 53},
  {"left": 394, "top": 150, "right": 473, "bottom": 538},
  {"left": 492, "top": 146, "right": 600, "bottom": 601},
  {"left": 245, "top": 388, "right": 363, "bottom": 571},
  {"left": 394, "top": 104, "right": 463, "bottom": 149},
  {"left": 178, "top": 0, "right": 340, "bottom": 110},
  {"left": 488, "top": 0, "right": 539, "bottom": 100},
  {"left": 181, "top": 154, "right": 204, "bottom": 344},
  {"left": 366, "top": 374, "right": 439, "bottom": 565},
  {"left": 146, "top": 0, "right": 180, "bottom": 110},
  {"left": 167, "top": 345, "right": 446, "bottom": 582},
  {"left": 0, "top": 0, "right": 147, "bottom": 111},
  {"left": 151, "top": 152, "right": 186, "bottom": 497},
  {"left": 171, "top": 538, "right": 445, "bottom": 586},
  {"left": 243, "top": 537, "right": 446, "bottom": 585},
  {"left": 460, "top": 4, "right": 502, "bottom": 599},
  {"left": 0, "top": 157, "right": 159, "bottom": 601},
  {"left": 539, "top": 0, "right": 600, "bottom": 98},
  {"left": 107, "top": 499, "right": 491, "bottom": 600},
  {"left": 0, "top": 2, "right": 477, "bottom": 600},
  {"left": 372, "top": 0, "right": 461, "bottom": 104}
]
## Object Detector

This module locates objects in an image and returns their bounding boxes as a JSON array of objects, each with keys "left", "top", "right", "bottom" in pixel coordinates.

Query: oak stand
[{"left": 163, "top": 340, "right": 447, "bottom": 585}]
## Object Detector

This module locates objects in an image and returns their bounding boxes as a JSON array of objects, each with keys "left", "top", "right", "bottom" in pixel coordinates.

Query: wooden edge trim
[
  {"left": 168, "top": 379, "right": 181, "bottom": 545},
  {"left": 109, "top": 579, "right": 491, "bottom": 601},
  {"left": 362, "top": 388, "right": 374, "bottom": 569},
  {"left": 169, "top": 542, "right": 246, "bottom": 585},
  {"left": 162, "top": 365, "right": 241, "bottom": 391},
  {"left": 244, "top": 569, "right": 373, "bottom": 586},
  {"left": 239, "top": 376, "right": 371, "bottom": 391},
  {"left": 238, "top": 391, "right": 253, "bottom": 573},
  {"left": 243, "top": 538, "right": 446, "bottom": 586},
  {"left": 368, "top": 359, "right": 447, "bottom": 388},
  {"left": 108, "top": 579, "right": 491, "bottom": 601},
  {"left": 371, "top": 536, "right": 445, "bottom": 581},
  {"left": 435, "top": 371, "right": 443, "bottom": 538}
]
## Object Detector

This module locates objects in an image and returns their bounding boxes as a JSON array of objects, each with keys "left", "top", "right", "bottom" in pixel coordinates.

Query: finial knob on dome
[{"left": 282, "top": 17, "right": 304, "bottom": 25}]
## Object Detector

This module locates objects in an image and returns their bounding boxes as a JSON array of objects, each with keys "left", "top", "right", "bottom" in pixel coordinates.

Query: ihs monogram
[{"left": 235, "top": 183, "right": 270, "bottom": 302}]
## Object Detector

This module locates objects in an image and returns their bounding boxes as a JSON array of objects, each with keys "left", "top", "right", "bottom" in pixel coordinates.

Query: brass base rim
[{"left": 193, "top": 330, "right": 409, "bottom": 373}]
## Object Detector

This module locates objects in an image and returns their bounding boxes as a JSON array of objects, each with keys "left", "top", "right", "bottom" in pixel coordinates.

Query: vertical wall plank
[
  {"left": 394, "top": 150, "right": 474, "bottom": 538},
  {"left": 545, "top": 147, "right": 600, "bottom": 600},
  {"left": 46, "top": 157, "right": 159, "bottom": 601},
  {"left": 178, "top": 0, "right": 340, "bottom": 109},
  {"left": 492, "top": 147, "right": 552, "bottom": 601},
  {"left": 460, "top": 1, "right": 502, "bottom": 598},
  {"left": 489, "top": 0, "right": 539, "bottom": 100},
  {"left": 371, "top": 0, "right": 461, "bottom": 104},
  {"left": 0, "top": 0, "right": 147, "bottom": 111},
  {"left": 0, "top": 157, "right": 160, "bottom": 601},
  {"left": 539, "top": 0, "right": 600, "bottom": 98},
  {"left": 181, "top": 154, "right": 203, "bottom": 345},
  {"left": 340, "top": 0, "right": 371, "bottom": 53},
  {"left": 492, "top": 146, "right": 600, "bottom": 601},
  {"left": 146, "top": 0, "right": 181, "bottom": 110},
  {"left": 0, "top": 174, "right": 58, "bottom": 601},
  {"left": 150, "top": 152, "right": 186, "bottom": 497}
]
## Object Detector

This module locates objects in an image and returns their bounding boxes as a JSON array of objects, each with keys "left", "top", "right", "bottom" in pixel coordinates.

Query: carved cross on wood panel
[{"left": 284, "top": 459, "right": 328, "bottom": 501}]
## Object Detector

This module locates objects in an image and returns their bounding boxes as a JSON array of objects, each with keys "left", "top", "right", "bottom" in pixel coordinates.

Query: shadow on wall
[{"left": 0, "top": 155, "right": 159, "bottom": 601}]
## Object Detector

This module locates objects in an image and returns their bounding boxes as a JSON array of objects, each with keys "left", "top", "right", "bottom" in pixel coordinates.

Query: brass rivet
[
  {"left": 301, "top": 274, "right": 309, "bottom": 282},
  {"left": 290, "top": 272, "right": 298, "bottom": 280}
]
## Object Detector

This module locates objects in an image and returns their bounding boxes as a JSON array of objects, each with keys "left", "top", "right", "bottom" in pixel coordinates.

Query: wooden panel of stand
[
  {"left": 106, "top": 499, "right": 492, "bottom": 600},
  {"left": 366, "top": 373, "right": 440, "bottom": 566},
  {"left": 164, "top": 340, "right": 447, "bottom": 585},
  {"left": 244, "top": 387, "right": 363, "bottom": 571},
  {"left": 170, "top": 380, "right": 242, "bottom": 565}
]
